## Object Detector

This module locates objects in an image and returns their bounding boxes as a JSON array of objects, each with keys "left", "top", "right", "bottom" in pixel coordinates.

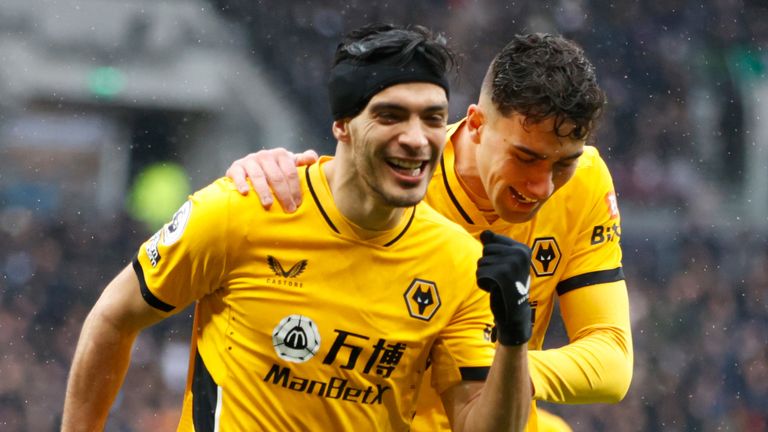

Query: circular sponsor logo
[
  {"left": 272, "top": 314, "right": 321, "bottom": 363},
  {"left": 162, "top": 201, "right": 192, "bottom": 246}
]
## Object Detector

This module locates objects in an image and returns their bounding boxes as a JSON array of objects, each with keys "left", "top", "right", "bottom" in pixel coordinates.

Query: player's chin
[
  {"left": 388, "top": 193, "right": 426, "bottom": 208},
  {"left": 498, "top": 202, "right": 542, "bottom": 224},
  {"left": 382, "top": 183, "right": 428, "bottom": 208}
]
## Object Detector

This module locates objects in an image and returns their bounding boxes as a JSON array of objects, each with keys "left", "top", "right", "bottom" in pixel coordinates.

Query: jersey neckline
[{"left": 305, "top": 157, "right": 416, "bottom": 247}]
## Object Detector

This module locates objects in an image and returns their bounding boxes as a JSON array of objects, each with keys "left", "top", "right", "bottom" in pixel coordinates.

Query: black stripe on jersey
[
  {"left": 556, "top": 267, "right": 625, "bottom": 296},
  {"left": 440, "top": 155, "right": 475, "bottom": 225},
  {"left": 306, "top": 166, "right": 340, "bottom": 234},
  {"left": 459, "top": 366, "right": 490, "bottom": 381},
  {"left": 132, "top": 256, "right": 175, "bottom": 312},
  {"left": 192, "top": 350, "right": 218, "bottom": 431},
  {"left": 383, "top": 206, "right": 416, "bottom": 247}
]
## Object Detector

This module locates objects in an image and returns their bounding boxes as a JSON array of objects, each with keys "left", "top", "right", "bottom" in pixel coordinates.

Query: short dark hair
[
  {"left": 482, "top": 33, "right": 606, "bottom": 140},
  {"left": 328, "top": 24, "right": 456, "bottom": 119},
  {"left": 333, "top": 24, "right": 455, "bottom": 74}
]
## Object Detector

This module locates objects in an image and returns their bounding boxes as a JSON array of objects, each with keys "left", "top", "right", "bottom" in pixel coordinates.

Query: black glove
[{"left": 476, "top": 230, "right": 532, "bottom": 346}]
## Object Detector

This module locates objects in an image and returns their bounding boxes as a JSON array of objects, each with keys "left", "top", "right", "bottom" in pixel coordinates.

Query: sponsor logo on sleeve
[
  {"left": 605, "top": 191, "right": 620, "bottom": 219},
  {"left": 145, "top": 231, "right": 162, "bottom": 267},
  {"left": 590, "top": 223, "right": 621, "bottom": 246},
  {"left": 162, "top": 201, "right": 192, "bottom": 246}
]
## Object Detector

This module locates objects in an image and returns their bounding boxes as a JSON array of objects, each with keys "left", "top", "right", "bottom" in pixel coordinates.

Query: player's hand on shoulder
[
  {"left": 475, "top": 230, "right": 532, "bottom": 346},
  {"left": 225, "top": 148, "right": 318, "bottom": 212}
]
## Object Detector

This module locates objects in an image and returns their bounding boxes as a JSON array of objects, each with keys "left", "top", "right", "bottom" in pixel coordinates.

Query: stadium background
[{"left": 0, "top": 0, "right": 766, "bottom": 430}]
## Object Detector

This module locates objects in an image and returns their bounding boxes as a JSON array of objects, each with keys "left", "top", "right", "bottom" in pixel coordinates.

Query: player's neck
[
  {"left": 322, "top": 159, "right": 406, "bottom": 234},
  {"left": 453, "top": 124, "right": 492, "bottom": 207}
]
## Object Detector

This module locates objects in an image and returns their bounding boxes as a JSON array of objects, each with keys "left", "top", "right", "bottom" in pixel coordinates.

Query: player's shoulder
[
  {"left": 195, "top": 177, "right": 240, "bottom": 197},
  {"left": 569, "top": 145, "right": 614, "bottom": 189},
  {"left": 190, "top": 177, "right": 264, "bottom": 217},
  {"left": 541, "top": 146, "right": 617, "bottom": 221},
  {"left": 576, "top": 145, "right": 608, "bottom": 171}
]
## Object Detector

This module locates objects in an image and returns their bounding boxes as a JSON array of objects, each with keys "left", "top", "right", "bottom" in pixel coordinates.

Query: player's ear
[
  {"left": 332, "top": 119, "right": 351, "bottom": 143},
  {"left": 466, "top": 104, "right": 484, "bottom": 145}
]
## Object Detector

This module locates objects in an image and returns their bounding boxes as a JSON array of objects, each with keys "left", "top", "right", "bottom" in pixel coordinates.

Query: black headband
[{"left": 328, "top": 56, "right": 450, "bottom": 120}]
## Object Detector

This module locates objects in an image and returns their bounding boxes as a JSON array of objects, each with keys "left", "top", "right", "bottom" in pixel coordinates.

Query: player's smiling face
[
  {"left": 472, "top": 107, "right": 585, "bottom": 223},
  {"left": 340, "top": 82, "right": 448, "bottom": 208}
]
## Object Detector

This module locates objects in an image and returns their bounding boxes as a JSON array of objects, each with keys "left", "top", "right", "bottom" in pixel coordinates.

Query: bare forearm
[
  {"left": 458, "top": 345, "right": 531, "bottom": 432},
  {"left": 62, "top": 309, "right": 139, "bottom": 431}
]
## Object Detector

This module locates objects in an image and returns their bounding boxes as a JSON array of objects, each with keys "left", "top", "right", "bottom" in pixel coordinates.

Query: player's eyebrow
[
  {"left": 514, "top": 145, "right": 583, "bottom": 161},
  {"left": 369, "top": 102, "right": 449, "bottom": 115}
]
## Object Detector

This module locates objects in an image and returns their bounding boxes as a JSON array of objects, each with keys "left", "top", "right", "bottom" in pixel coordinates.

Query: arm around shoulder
[{"left": 225, "top": 147, "right": 318, "bottom": 212}]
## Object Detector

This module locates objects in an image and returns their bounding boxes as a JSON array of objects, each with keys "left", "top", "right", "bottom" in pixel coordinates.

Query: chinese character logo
[
  {"left": 272, "top": 314, "right": 321, "bottom": 363},
  {"left": 267, "top": 255, "right": 308, "bottom": 278},
  {"left": 322, "top": 330, "right": 407, "bottom": 378},
  {"left": 404, "top": 279, "right": 441, "bottom": 321},
  {"left": 531, "top": 237, "right": 561, "bottom": 277}
]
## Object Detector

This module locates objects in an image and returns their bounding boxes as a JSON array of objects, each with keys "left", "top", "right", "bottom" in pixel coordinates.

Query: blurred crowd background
[{"left": 1, "top": 0, "right": 767, "bottom": 430}]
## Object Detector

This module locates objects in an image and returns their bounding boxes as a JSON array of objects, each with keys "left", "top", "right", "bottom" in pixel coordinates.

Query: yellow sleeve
[
  {"left": 430, "top": 288, "right": 496, "bottom": 394},
  {"left": 529, "top": 280, "right": 633, "bottom": 403},
  {"left": 133, "top": 178, "right": 234, "bottom": 311},
  {"left": 528, "top": 149, "right": 632, "bottom": 404},
  {"left": 429, "top": 239, "right": 496, "bottom": 395}
]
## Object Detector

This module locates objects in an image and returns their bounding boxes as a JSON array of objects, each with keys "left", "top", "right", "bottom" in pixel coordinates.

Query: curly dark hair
[
  {"left": 333, "top": 23, "right": 456, "bottom": 76},
  {"left": 483, "top": 33, "right": 606, "bottom": 140}
]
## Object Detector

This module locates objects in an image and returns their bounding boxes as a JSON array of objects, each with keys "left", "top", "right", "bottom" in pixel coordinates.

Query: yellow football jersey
[
  {"left": 412, "top": 120, "right": 632, "bottom": 432},
  {"left": 133, "top": 158, "right": 496, "bottom": 431}
]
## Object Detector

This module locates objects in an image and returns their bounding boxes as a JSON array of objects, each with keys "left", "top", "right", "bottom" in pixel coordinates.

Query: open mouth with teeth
[
  {"left": 386, "top": 158, "right": 428, "bottom": 177},
  {"left": 509, "top": 187, "right": 538, "bottom": 204}
]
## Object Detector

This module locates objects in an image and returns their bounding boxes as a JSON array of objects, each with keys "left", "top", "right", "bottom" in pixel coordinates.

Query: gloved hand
[{"left": 476, "top": 230, "right": 532, "bottom": 346}]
